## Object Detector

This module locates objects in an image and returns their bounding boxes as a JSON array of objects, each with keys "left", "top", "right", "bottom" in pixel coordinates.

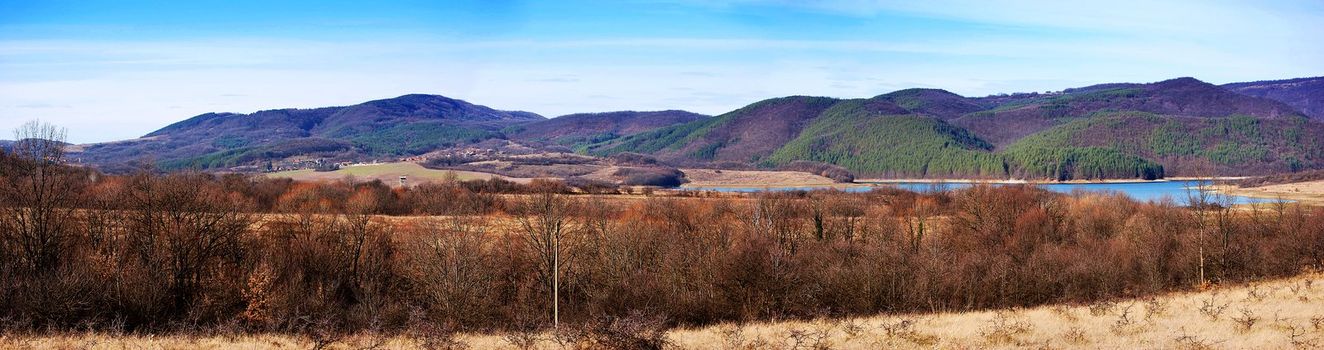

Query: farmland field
[{"left": 265, "top": 162, "right": 526, "bottom": 185}]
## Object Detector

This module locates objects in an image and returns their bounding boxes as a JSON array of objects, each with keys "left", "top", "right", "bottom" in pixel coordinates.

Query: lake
[{"left": 683, "top": 180, "right": 1284, "bottom": 205}]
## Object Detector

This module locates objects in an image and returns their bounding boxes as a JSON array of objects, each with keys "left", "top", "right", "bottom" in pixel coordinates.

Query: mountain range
[{"left": 60, "top": 76, "right": 1324, "bottom": 180}]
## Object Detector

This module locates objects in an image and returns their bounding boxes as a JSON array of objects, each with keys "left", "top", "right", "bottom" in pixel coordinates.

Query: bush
[
  {"left": 606, "top": 152, "right": 662, "bottom": 166},
  {"left": 613, "top": 167, "right": 687, "bottom": 187},
  {"left": 780, "top": 160, "right": 855, "bottom": 183}
]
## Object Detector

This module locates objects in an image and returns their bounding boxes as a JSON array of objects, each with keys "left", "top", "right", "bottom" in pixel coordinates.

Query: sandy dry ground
[
  {"left": 1225, "top": 180, "right": 1324, "bottom": 205},
  {"left": 8, "top": 272, "right": 1322, "bottom": 349},
  {"left": 680, "top": 168, "right": 859, "bottom": 188},
  {"left": 265, "top": 162, "right": 530, "bottom": 185}
]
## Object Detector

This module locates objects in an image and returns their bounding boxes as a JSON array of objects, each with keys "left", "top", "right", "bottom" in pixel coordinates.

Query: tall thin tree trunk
[{"left": 553, "top": 238, "right": 559, "bottom": 329}]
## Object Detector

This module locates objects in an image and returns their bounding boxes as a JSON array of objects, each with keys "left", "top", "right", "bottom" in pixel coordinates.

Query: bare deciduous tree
[
  {"left": 0, "top": 120, "right": 78, "bottom": 272},
  {"left": 412, "top": 217, "right": 495, "bottom": 326},
  {"left": 516, "top": 191, "right": 579, "bottom": 329}
]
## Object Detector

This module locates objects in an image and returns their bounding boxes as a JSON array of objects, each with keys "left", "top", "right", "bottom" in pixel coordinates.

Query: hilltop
[
  {"left": 66, "top": 76, "right": 1324, "bottom": 181},
  {"left": 505, "top": 110, "right": 708, "bottom": 149},
  {"left": 590, "top": 77, "right": 1322, "bottom": 179},
  {"left": 1223, "top": 76, "right": 1324, "bottom": 120}
]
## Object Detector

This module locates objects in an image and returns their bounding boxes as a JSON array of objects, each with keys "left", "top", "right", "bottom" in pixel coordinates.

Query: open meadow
[{"left": 266, "top": 162, "right": 526, "bottom": 185}]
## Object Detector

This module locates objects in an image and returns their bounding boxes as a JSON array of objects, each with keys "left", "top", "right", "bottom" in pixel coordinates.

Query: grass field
[
  {"left": 265, "top": 162, "right": 524, "bottom": 185},
  {"left": 10, "top": 272, "right": 1320, "bottom": 349},
  {"left": 679, "top": 168, "right": 861, "bottom": 188}
]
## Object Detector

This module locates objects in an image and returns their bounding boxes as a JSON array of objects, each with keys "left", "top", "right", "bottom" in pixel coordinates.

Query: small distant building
[{"left": 399, "top": 175, "right": 407, "bottom": 187}]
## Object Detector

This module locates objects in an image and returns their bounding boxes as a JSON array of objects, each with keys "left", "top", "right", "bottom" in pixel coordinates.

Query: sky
[{"left": 1, "top": 0, "right": 1322, "bottom": 143}]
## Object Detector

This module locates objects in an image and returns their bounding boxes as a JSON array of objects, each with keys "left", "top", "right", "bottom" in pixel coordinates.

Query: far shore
[{"left": 681, "top": 174, "right": 1257, "bottom": 190}]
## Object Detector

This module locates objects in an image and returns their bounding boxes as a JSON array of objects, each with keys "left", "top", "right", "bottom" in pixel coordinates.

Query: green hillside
[
  {"left": 764, "top": 100, "right": 1006, "bottom": 177},
  {"left": 587, "top": 96, "right": 840, "bottom": 160},
  {"left": 1001, "top": 111, "right": 1323, "bottom": 176}
]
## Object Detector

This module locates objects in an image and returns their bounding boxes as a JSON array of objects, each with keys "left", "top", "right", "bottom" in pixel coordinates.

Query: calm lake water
[{"left": 684, "top": 180, "right": 1284, "bottom": 205}]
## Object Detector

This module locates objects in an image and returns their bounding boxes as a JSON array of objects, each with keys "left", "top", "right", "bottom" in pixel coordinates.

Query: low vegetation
[
  {"left": 4, "top": 122, "right": 1324, "bottom": 349},
  {"left": 8, "top": 272, "right": 1324, "bottom": 349}
]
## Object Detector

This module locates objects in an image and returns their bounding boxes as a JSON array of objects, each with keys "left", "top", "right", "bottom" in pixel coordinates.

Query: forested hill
[
  {"left": 69, "top": 95, "right": 704, "bottom": 173},
  {"left": 505, "top": 110, "right": 709, "bottom": 148},
  {"left": 1223, "top": 77, "right": 1324, "bottom": 120},
  {"left": 72, "top": 94, "right": 550, "bottom": 172},
  {"left": 67, "top": 76, "right": 1324, "bottom": 180},
  {"left": 589, "top": 77, "right": 1324, "bottom": 180}
]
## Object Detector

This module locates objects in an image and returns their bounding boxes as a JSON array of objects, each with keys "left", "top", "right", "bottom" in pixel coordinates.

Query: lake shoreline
[
  {"left": 857, "top": 176, "right": 1248, "bottom": 185},
  {"left": 1214, "top": 181, "right": 1324, "bottom": 205}
]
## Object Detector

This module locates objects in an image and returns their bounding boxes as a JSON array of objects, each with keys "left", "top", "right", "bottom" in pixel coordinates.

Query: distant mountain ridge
[
  {"left": 590, "top": 77, "right": 1323, "bottom": 179},
  {"left": 65, "top": 75, "right": 1324, "bottom": 179},
  {"left": 506, "top": 110, "right": 708, "bottom": 149},
  {"left": 76, "top": 94, "right": 548, "bottom": 172},
  {"left": 1223, "top": 77, "right": 1324, "bottom": 120}
]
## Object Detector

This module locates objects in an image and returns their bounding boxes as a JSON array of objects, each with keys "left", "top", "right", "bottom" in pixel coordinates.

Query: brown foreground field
[{"left": 7, "top": 271, "right": 1323, "bottom": 349}]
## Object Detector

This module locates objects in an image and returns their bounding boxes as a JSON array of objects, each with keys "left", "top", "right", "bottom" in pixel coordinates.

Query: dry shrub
[
  {"left": 1061, "top": 327, "right": 1089, "bottom": 345},
  {"left": 1173, "top": 330, "right": 1218, "bottom": 350},
  {"left": 876, "top": 318, "right": 937, "bottom": 346},
  {"left": 1232, "top": 308, "right": 1260, "bottom": 332},
  {"left": 1088, "top": 300, "right": 1117, "bottom": 317},
  {"left": 784, "top": 327, "right": 831, "bottom": 350},
  {"left": 1199, "top": 297, "right": 1229, "bottom": 321},
  {"left": 1143, "top": 297, "right": 1170, "bottom": 320},
  {"left": 567, "top": 312, "right": 671, "bottom": 350},
  {"left": 979, "top": 311, "right": 1033, "bottom": 346},
  {"left": 1110, "top": 303, "right": 1139, "bottom": 335}
]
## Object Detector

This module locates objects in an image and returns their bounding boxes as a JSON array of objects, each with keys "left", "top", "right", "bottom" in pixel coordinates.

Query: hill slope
[
  {"left": 65, "top": 76, "right": 1324, "bottom": 179},
  {"left": 1223, "top": 76, "right": 1324, "bottom": 120},
  {"left": 74, "top": 95, "right": 542, "bottom": 172},
  {"left": 954, "top": 77, "right": 1305, "bottom": 146},
  {"left": 588, "top": 96, "right": 843, "bottom": 163},
  {"left": 589, "top": 77, "right": 1322, "bottom": 179},
  {"left": 505, "top": 110, "right": 707, "bottom": 148}
]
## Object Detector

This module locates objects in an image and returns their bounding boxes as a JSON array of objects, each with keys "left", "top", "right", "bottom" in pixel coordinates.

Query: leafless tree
[
  {"left": 121, "top": 173, "right": 253, "bottom": 312},
  {"left": 412, "top": 217, "right": 495, "bottom": 325},
  {"left": 0, "top": 120, "right": 78, "bottom": 272},
  {"left": 516, "top": 191, "right": 579, "bottom": 329},
  {"left": 906, "top": 197, "right": 936, "bottom": 252},
  {"left": 1186, "top": 169, "right": 1215, "bottom": 286}
]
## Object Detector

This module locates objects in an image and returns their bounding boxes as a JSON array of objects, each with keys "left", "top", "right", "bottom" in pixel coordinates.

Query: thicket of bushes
[{"left": 2, "top": 143, "right": 1323, "bottom": 341}]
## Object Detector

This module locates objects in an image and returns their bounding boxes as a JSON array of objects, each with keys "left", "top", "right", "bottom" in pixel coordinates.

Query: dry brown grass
[
  {"left": 267, "top": 162, "right": 530, "bottom": 186},
  {"left": 679, "top": 168, "right": 857, "bottom": 188},
  {"left": 667, "top": 272, "right": 1324, "bottom": 349},
  {"left": 9, "top": 272, "right": 1322, "bottom": 349}
]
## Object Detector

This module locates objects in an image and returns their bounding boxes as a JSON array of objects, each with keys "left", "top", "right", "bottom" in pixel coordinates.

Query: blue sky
[{"left": 2, "top": 0, "right": 1322, "bottom": 143}]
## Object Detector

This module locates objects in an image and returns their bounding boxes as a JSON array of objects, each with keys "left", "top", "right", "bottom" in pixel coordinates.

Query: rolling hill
[
  {"left": 1223, "top": 76, "right": 1324, "bottom": 120},
  {"left": 954, "top": 77, "right": 1305, "bottom": 146},
  {"left": 74, "top": 94, "right": 544, "bottom": 172},
  {"left": 505, "top": 110, "right": 708, "bottom": 148},
  {"left": 589, "top": 96, "right": 843, "bottom": 163},
  {"left": 589, "top": 77, "right": 1324, "bottom": 179},
  {"left": 68, "top": 96, "right": 706, "bottom": 173},
  {"left": 64, "top": 76, "right": 1324, "bottom": 180}
]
